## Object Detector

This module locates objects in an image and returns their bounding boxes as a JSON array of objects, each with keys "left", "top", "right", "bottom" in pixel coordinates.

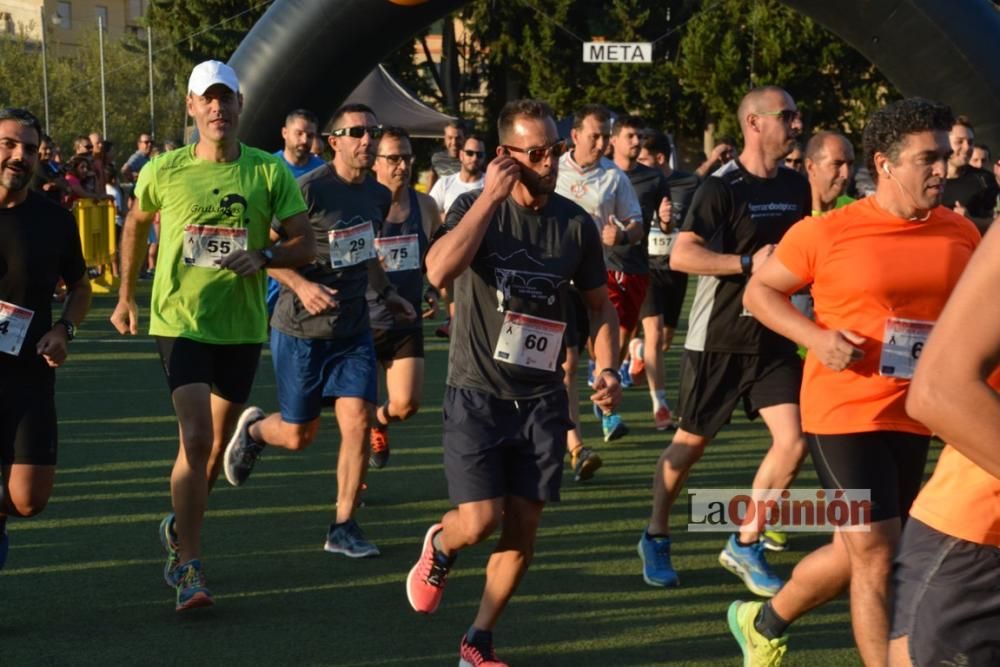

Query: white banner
[{"left": 582, "top": 42, "right": 652, "bottom": 64}]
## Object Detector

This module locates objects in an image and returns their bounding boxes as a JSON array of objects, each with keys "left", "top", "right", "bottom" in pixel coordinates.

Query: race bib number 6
[
  {"left": 493, "top": 311, "right": 566, "bottom": 372},
  {"left": 329, "top": 222, "right": 376, "bottom": 268},
  {"left": 879, "top": 317, "right": 934, "bottom": 379},
  {"left": 375, "top": 234, "right": 420, "bottom": 272},
  {"left": 0, "top": 300, "right": 34, "bottom": 356},
  {"left": 183, "top": 225, "right": 248, "bottom": 268}
]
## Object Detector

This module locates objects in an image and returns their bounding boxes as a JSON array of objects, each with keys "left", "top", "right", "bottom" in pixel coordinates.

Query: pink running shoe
[
  {"left": 406, "top": 523, "right": 454, "bottom": 614},
  {"left": 628, "top": 338, "right": 646, "bottom": 386},
  {"left": 459, "top": 636, "right": 509, "bottom": 667},
  {"left": 654, "top": 404, "right": 677, "bottom": 431}
]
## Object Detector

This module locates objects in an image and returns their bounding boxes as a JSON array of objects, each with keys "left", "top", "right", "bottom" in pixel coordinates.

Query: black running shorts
[
  {"left": 891, "top": 518, "right": 1000, "bottom": 665},
  {"left": 154, "top": 336, "right": 261, "bottom": 404},
  {"left": 675, "top": 350, "right": 801, "bottom": 438},
  {"left": 807, "top": 431, "right": 929, "bottom": 523},
  {"left": 639, "top": 267, "right": 688, "bottom": 329},
  {"left": 442, "top": 386, "right": 573, "bottom": 504},
  {"left": 0, "top": 371, "right": 58, "bottom": 466},
  {"left": 373, "top": 327, "right": 424, "bottom": 363}
]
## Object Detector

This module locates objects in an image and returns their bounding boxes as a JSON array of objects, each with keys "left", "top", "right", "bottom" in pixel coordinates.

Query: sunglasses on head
[
  {"left": 330, "top": 125, "right": 383, "bottom": 139},
  {"left": 377, "top": 153, "right": 413, "bottom": 165},
  {"left": 462, "top": 149, "right": 484, "bottom": 158},
  {"left": 501, "top": 139, "right": 567, "bottom": 164}
]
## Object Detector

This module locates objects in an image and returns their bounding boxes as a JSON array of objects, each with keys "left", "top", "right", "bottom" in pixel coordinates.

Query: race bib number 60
[
  {"left": 0, "top": 300, "right": 34, "bottom": 356},
  {"left": 879, "top": 317, "right": 934, "bottom": 379},
  {"left": 329, "top": 222, "right": 376, "bottom": 268},
  {"left": 183, "top": 225, "right": 248, "bottom": 268},
  {"left": 493, "top": 311, "right": 566, "bottom": 372}
]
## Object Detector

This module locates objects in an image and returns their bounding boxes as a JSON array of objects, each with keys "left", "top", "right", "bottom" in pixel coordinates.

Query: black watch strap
[
  {"left": 56, "top": 318, "right": 75, "bottom": 341},
  {"left": 740, "top": 254, "right": 753, "bottom": 277}
]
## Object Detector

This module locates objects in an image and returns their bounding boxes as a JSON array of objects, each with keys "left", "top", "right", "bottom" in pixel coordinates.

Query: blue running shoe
[
  {"left": 638, "top": 532, "right": 680, "bottom": 587},
  {"left": 602, "top": 412, "right": 628, "bottom": 442},
  {"left": 587, "top": 359, "right": 597, "bottom": 388},
  {"left": 174, "top": 559, "right": 214, "bottom": 612},
  {"left": 719, "top": 534, "right": 783, "bottom": 597},
  {"left": 159, "top": 513, "right": 181, "bottom": 587},
  {"left": 0, "top": 527, "right": 9, "bottom": 571},
  {"left": 619, "top": 359, "right": 633, "bottom": 388}
]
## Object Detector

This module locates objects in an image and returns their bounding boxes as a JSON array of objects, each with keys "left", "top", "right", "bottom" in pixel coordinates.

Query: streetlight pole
[
  {"left": 39, "top": 6, "right": 50, "bottom": 134},
  {"left": 98, "top": 14, "right": 107, "bottom": 137},
  {"left": 147, "top": 25, "right": 155, "bottom": 140}
]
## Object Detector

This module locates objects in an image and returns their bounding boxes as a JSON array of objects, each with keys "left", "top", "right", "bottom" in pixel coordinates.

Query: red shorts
[{"left": 606, "top": 271, "right": 649, "bottom": 333}]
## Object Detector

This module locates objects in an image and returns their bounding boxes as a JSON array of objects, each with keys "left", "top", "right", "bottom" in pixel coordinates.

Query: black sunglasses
[
  {"left": 330, "top": 125, "right": 383, "bottom": 139},
  {"left": 502, "top": 139, "right": 567, "bottom": 164},
  {"left": 462, "top": 149, "right": 484, "bottom": 158},
  {"left": 377, "top": 154, "right": 413, "bottom": 165}
]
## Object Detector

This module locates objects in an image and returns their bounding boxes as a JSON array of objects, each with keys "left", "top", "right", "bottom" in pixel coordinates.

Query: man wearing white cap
[{"left": 111, "top": 60, "right": 316, "bottom": 612}]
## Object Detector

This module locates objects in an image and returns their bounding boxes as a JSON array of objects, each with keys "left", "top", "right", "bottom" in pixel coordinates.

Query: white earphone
[{"left": 883, "top": 163, "right": 891, "bottom": 176}]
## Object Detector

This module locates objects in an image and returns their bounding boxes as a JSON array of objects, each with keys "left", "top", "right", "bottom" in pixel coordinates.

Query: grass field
[{"left": 1, "top": 285, "right": 924, "bottom": 666}]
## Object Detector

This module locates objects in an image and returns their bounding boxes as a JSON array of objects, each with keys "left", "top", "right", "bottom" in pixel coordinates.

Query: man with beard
[
  {"left": 0, "top": 107, "right": 92, "bottom": 570},
  {"left": 405, "top": 99, "right": 621, "bottom": 666},
  {"left": 274, "top": 109, "right": 325, "bottom": 178},
  {"left": 942, "top": 116, "right": 999, "bottom": 234},
  {"left": 639, "top": 86, "right": 810, "bottom": 599},
  {"left": 223, "top": 104, "right": 416, "bottom": 559},
  {"left": 733, "top": 97, "right": 979, "bottom": 666},
  {"left": 111, "top": 61, "right": 316, "bottom": 611}
]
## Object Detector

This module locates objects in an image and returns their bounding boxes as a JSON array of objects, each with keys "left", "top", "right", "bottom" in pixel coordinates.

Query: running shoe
[
  {"left": 761, "top": 529, "right": 789, "bottom": 553},
  {"left": 459, "top": 635, "right": 509, "bottom": 667},
  {"left": 406, "top": 523, "right": 455, "bottom": 614},
  {"left": 324, "top": 518, "right": 380, "bottom": 558},
  {"left": 727, "top": 600, "right": 788, "bottom": 666},
  {"left": 654, "top": 404, "right": 677, "bottom": 431},
  {"left": 159, "top": 513, "right": 181, "bottom": 587},
  {"left": 0, "top": 527, "right": 9, "bottom": 571},
  {"left": 369, "top": 425, "right": 390, "bottom": 469},
  {"left": 628, "top": 337, "right": 646, "bottom": 385},
  {"left": 638, "top": 532, "right": 680, "bottom": 587},
  {"left": 223, "top": 406, "right": 266, "bottom": 487},
  {"left": 571, "top": 446, "right": 603, "bottom": 481},
  {"left": 435, "top": 319, "right": 451, "bottom": 339},
  {"left": 619, "top": 359, "right": 633, "bottom": 388},
  {"left": 174, "top": 559, "right": 213, "bottom": 612},
  {"left": 602, "top": 412, "right": 628, "bottom": 442},
  {"left": 719, "top": 534, "right": 783, "bottom": 597},
  {"left": 587, "top": 359, "right": 597, "bottom": 389}
]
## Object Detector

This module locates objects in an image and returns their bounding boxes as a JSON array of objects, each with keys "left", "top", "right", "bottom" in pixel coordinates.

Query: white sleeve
[
  {"left": 429, "top": 177, "right": 446, "bottom": 213},
  {"left": 614, "top": 172, "right": 642, "bottom": 223}
]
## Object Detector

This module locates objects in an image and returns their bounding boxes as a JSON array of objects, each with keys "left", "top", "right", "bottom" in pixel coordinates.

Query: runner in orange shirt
[
  {"left": 890, "top": 224, "right": 1000, "bottom": 667},
  {"left": 729, "top": 98, "right": 981, "bottom": 665}
]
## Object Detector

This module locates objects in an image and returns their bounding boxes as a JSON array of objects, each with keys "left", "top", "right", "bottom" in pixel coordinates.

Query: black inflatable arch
[{"left": 233, "top": 0, "right": 1000, "bottom": 151}]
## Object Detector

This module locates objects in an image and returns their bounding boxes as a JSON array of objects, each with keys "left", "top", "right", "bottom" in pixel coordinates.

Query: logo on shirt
[
  {"left": 189, "top": 190, "right": 250, "bottom": 224},
  {"left": 488, "top": 249, "right": 567, "bottom": 308}
]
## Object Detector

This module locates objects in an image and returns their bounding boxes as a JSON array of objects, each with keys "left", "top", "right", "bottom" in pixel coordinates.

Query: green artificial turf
[{"left": 2, "top": 285, "right": 926, "bottom": 665}]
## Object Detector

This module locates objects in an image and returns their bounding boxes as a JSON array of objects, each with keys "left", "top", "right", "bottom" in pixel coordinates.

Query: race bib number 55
[
  {"left": 879, "top": 317, "right": 933, "bottom": 379},
  {"left": 183, "top": 225, "right": 248, "bottom": 268},
  {"left": 493, "top": 311, "right": 566, "bottom": 372},
  {"left": 0, "top": 300, "right": 34, "bottom": 356}
]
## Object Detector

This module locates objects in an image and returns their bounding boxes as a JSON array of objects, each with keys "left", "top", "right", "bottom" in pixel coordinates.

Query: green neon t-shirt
[{"left": 136, "top": 143, "right": 307, "bottom": 343}]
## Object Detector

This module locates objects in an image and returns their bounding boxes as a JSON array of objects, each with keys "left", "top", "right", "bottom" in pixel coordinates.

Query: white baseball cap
[{"left": 188, "top": 60, "right": 240, "bottom": 95}]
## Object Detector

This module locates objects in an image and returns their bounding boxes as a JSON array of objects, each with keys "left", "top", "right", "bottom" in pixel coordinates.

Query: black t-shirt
[
  {"left": 270, "top": 166, "right": 391, "bottom": 340},
  {"left": 0, "top": 191, "right": 86, "bottom": 375},
  {"left": 605, "top": 163, "right": 667, "bottom": 275},
  {"left": 682, "top": 160, "right": 809, "bottom": 355},
  {"left": 942, "top": 166, "right": 998, "bottom": 235},
  {"left": 648, "top": 169, "right": 701, "bottom": 272},
  {"left": 442, "top": 191, "right": 607, "bottom": 399}
]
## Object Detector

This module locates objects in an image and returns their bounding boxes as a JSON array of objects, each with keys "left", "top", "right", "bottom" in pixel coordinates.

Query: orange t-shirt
[
  {"left": 775, "top": 196, "right": 980, "bottom": 435},
  {"left": 909, "top": 368, "right": 1000, "bottom": 546}
]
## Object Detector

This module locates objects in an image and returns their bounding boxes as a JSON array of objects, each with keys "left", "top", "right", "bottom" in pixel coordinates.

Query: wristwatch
[
  {"left": 56, "top": 318, "right": 76, "bottom": 341},
  {"left": 740, "top": 254, "right": 753, "bottom": 277},
  {"left": 599, "top": 367, "right": 622, "bottom": 383},
  {"left": 259, "top": 247, "right": 274, "bottom": 266}
]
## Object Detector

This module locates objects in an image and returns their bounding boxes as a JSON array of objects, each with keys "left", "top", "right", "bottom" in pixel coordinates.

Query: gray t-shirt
[
  {"left": 270, "top": 166, "right": 391, "bottom": 340},
  {"left": 442, "top": 191, "right": 607, "bottom": 400}
]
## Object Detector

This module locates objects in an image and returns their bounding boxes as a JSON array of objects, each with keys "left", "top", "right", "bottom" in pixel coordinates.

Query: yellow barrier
[{"left": 73, "top": 199, "right": 119, "bottom": 294}]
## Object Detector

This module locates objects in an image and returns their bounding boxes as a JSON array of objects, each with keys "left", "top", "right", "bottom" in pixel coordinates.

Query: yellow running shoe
[{"left": 727, "top": 600, "right": 788, "bottom": 666}]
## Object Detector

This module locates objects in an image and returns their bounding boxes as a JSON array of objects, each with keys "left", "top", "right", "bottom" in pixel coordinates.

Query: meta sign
[{"left": 583, "top": 42, "right": 653, "bottom": 64}]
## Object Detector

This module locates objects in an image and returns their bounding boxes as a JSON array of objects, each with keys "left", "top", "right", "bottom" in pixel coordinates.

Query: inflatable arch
[{"left": 232, "top": 0, "right": 1000, "bottom": 151}]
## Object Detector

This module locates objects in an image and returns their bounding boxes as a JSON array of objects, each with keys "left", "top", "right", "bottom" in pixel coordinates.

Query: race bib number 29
[
  {"left": 329, "top": 222, "right": 376, "bottom": 268},
  {"left": 879, "top": 317, "right": 933, "bottom": 379},
  {"left": 183, "top": 225, "right": 248, "bottom": 268},
  {"left": 0, "top": 300, "right": 34, "bottom": 356},
  {"left": 493, "top": 311, "right": 566, "bottom": 372}
]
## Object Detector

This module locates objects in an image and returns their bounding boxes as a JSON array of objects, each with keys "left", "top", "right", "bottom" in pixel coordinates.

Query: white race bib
[
  {"left": 328, "top": 222, "right": 375, "bottom": 268},
  {"left": 648, "top": 228, "right": 677, "bottom": 257},
  {"left": 492, "top": 311, "right": 566, "bottom": 372},
  {"left": 182, "top": 224, "right": 248, "bottom": 269},
  {"left": 879, "top": 317, "right": 933, "bottom": 379},
  {"left": 375, "top": 234, "right": 420, "bottom": 272},
  {"left": 0, "top": 300, "right": 34, "bottom": 356}
]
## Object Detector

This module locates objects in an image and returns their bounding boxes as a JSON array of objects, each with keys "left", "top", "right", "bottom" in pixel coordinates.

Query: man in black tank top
[{"left": 367, "top": 127, "right": 442, "bottom": 469}]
